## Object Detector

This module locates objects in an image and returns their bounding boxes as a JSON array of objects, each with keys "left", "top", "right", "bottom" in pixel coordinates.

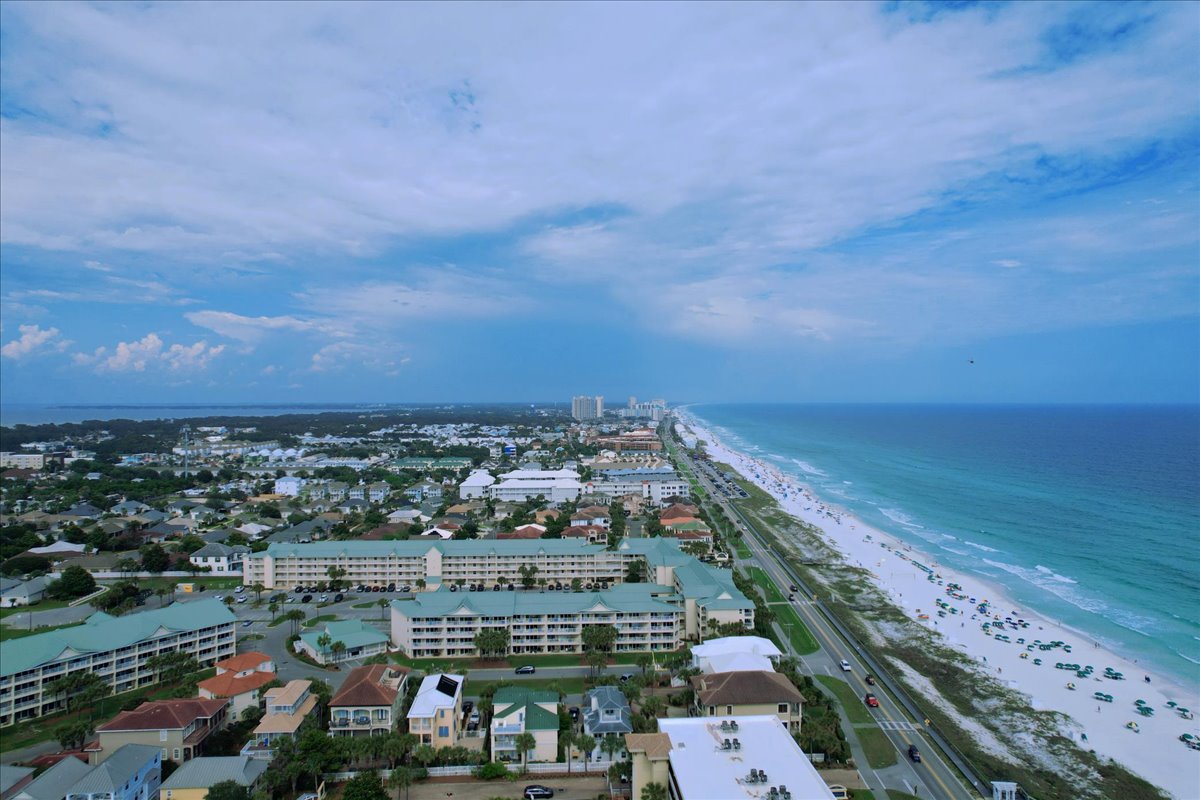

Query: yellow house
[
  {"left": 625, "top": 733, "right": 672, "bottom": 800},
  {"left": 159, "top": 755, "right": 267, "bottom": 800},
  {"left": 690, "top": 670, "right": 804, "bottom": 732},
  {"left": 406, "top": 674, "right": 463, "bottom": 748}
]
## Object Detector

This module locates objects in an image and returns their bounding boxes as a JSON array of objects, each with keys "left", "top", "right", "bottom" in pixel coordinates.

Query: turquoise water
[{"left": 688, "top": 404, "right": 1200, "bottom": 686}]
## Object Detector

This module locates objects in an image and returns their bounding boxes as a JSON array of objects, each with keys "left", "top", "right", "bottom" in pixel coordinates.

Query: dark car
[
  {"left": 515, "top": 665, "right": 536, "bottom": 675},
  {"left": 333, "top": 593, "right": 344, "bottom": 602},
  {"left": 302, "top": 594, "right": 312, "bottom": 603},
  {"left": 294, "top": 586, "right": 305, "bottom": 593},
  {"left": 524, "top": 787, "right": 554, "bottom": 800},
  {"left": 387, "top": 583, "right": 396, "bottom": 592},
  {"left": 569, "top": 706, "right": 580, "bottom": 722},
  {"left": 493, "top": 584, "right": 502, "bottom": 592},
  {"left": 462, "top": 700, "right": 475, "bottom": 714},
  {"left": 619, "top": 673, "right": 634, "bottom": 682},
  {"left": 908, "top": 744, "right": 921, "bottom": 763},
  {"left": 865, "top": 675, "right": 876, "bottom": 686},
  {"left": 789, "top": 584, "right": 798, "bottom": 592}
]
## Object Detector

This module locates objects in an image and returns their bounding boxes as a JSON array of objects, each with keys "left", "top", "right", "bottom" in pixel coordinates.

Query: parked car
[
  {"left": 462, "top": 700, "right": 474, "bottom": 713},
  {"left": 524, "top": 787, "right": 554, "bottom": 800},
  {"left": 515, "top": 665, "right": 536, "bottom": 675},
  {"left": 908, "top": 744, "right": 921, "bottom": 763},
  {"left": 302, "top": 594, "right": 313, "bottom": 603},
  {"left": 319, "top": 595, "right": 329, "bottom": 603},
  {"left": 236, "top": 597, "right": 247, "bottom": 604},
  {"left": 840, "top": 659, "right": 852, "bottom": 672},
  {"left": 569, "top": 706, "right": 580, "bottom": 722},
  {"left": 864, "top": 693, "right": 879, "bottom": 708},
  {"left": 334, "top": 593, "right": 344, "bottom": 602},
  {"left": 619, "top": 673, "right": 634, "bottom": 682},
  {"left": 242, "top": 620, "right": 253, "bottom": 627},
  {"left": 387, "top": 583, "right": 396, "bottom": 592},
  {"left": 234, "top": 586, "right": 245, "bottom": 594}
]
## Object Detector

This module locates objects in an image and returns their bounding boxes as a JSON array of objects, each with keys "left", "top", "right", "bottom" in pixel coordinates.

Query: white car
[
  {"left": 234, "top": 586, "right": 245, "bottom": 594},
  {"left": 840, "top": 660, "right": 852, "bottom": 672},
  {"left": 236, "top": 597, "right": 247, "bottom": 604},
  {"left": 319, "top": 595, "right": 329, "bottom": 603}
]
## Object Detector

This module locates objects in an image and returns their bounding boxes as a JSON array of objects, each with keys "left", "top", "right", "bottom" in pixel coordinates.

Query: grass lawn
[
  {"left": 465, "top": 676, "right": 587, "bottom": 697},
  {"left": 0, "top": 599, "right": 74, "bottom": 619},
  {"left": 302, "top": 614, "right": 338, "bottom": 628},
  {"left": 0, "top": 668, "right": 215, "bottom": 752},
  {"left": 0, "top": 621, "right": 80, "bottom": 642},
  {"left": 351, "top": 601, "right": 379, "bottom": 609},
  {"left": 815, "top": 675, "right": 874, "bottom": 725},
  {"left": 854, "top": 725, "right": 898, "bottom": 769},
  {"left": 770, "top": 602, "right": 820, "bottom": 655},
  {"left": 129, "top": 576, "right": 245, "bottom": 592},
  {"left": 849, "top": 791, "right": 876, "bottom": 800},
  {"left": 745, "top": 566, "right": 786, "bottom": 603},
  {"left": 881, "top": 793, "right": 922, "bottom": 800}
]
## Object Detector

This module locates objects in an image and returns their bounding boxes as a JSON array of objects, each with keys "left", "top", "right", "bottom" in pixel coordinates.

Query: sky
[{"left": 1, "top": 1, "right": 1197, "bottom": 406}]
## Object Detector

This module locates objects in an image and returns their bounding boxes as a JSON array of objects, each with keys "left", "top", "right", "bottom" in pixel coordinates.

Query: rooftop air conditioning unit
[
  {"left": 732, "top": 738, "right": 741, "bottom": 750},
  {"left": 721, "top": 739, "right": 731, "bottom": 750}
]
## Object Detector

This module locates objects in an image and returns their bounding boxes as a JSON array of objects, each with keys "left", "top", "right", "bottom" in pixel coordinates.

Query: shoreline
[{"left": 675, "top": 409, "right": 1199, "bottom": 800}]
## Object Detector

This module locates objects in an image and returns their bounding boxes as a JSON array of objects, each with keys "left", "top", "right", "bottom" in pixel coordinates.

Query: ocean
[{"left": 688, "top": 404, "right": 1200, "bottom": 687}]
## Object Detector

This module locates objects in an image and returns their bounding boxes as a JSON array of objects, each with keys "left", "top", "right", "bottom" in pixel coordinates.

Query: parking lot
[{"left": 409, "top": 776, "right": 610, "bottom": 800}]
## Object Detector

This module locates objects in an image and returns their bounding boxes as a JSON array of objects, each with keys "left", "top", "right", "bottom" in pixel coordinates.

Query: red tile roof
[
  {"left": 329, "top": 664, "right": 409, "bottom": 708},
  {"left": 198, "top": 669, "right": 276, "bottom": 698},
  {"left": 215, "top": 652, "right": 272, "bottom": 673},
  {"left": 97, "top": 698, "right": 228, "bottom": 732}
]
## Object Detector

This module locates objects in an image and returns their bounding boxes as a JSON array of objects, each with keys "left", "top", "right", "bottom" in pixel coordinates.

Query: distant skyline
[{"left": 1, "top": 2, "right": 1197, "bottom": 405}]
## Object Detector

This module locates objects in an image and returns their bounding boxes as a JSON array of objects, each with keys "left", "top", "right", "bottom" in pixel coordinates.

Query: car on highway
[
  {"left": 523, "top": 787, "right": 554, "bottom": 800},
  {"left": 788, "top": 593, "right": 796, "bottom": 601},
  {"left": 789, "top": 584, "right": 798, "bottom": 592},
  {"left": 840, "top": 659, "right": 852, "bottom": 672},
  {"left": 908, "top": 744, "right": 921, "bottom": 763},
  {"left": 865, "top": 675, "right": 876, "bottom": 686},
  {"left": 515, "top": 665, "right": 536, "bottom": 675},
  {"left": 864, "top": 693, "right": 879, "bottom": 708}
]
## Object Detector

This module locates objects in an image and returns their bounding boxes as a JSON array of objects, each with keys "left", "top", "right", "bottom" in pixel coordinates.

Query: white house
[
  {"left": 458, "top": 470, "right": 495, "bottom": 500},
  {"left": 274, "top": 477, "right": 306, "bottom": 497},
  {"left": 190, "top": 543, "right": 251, "bottom": 574},
  {"left": 691, "top": 636, "right": 782, "bottom": 674}
]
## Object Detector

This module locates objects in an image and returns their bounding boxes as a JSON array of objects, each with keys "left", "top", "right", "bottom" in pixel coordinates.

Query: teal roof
[
  {"left": 253, "top": 539, "right": 611, "bottom": 560},
  {"left": 0, "top": 598, "right": 236, "bottom": 678},
  {"left": 493, "top": 687, "right": 560, "bottom": 731},
  {"left": 392, "top": 584, "right": 681, "bottom": 619},
  {"left": 673, "top": 561, "right": 754, "bottom": 610},
  {"left": 299, "top": 619, "right": 388, "bottom": 652}
]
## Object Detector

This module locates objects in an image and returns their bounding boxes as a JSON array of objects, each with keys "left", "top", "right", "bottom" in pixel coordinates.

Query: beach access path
[{"left": 668, "top": 434, "right": 973, "bottom": 800}]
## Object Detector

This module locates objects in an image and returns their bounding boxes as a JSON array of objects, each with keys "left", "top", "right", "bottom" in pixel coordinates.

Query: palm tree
[
  {"left": 330, "top": 640, "right": 346, "bottom": 663},
  {"left": 601, "top": 733, "right": 624, "bottom": 763},
  {"left": 514, "top": 732, "right": 537, "bottom": 769},
  {"left": 317, "top": 633, "right": 332, "bottom": 662},
  {"left": 269, "top": 601, "right": 279, "bottom": 621},
  {"left": 252, "top": 582, "right": 265, "bottom": 601},
  {"left": 641, "top": 782, "right": 668, "bottom": 800},
  {"left": 561, "top": 730, "right": 577, "bottom": 773},
  {"left": 576, "top": 733, "right": 596, "bottom": 765},
  {"left": 156, "top": 587, "right": 170, "bottom": 607},
  {"left": 388, "top": 766, "right": 413, "bottom": 800},
  {"left": 377, "top": 598, "right": 388, "bottom": 621}
]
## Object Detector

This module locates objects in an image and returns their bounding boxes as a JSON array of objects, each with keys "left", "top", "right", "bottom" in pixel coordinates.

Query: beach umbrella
[{"left": 1135, "top": 699, "right": 1145, "bottom": 706}]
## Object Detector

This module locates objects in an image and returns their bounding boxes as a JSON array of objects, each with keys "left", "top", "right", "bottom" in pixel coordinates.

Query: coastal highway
[{"left": 673, "top": 439, "right": 983, "bottom": 800}]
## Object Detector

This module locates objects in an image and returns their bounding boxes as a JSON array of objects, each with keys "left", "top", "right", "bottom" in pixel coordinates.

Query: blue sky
[{"left": 1, "top": 1, "right": 1197, "bottom": 405}]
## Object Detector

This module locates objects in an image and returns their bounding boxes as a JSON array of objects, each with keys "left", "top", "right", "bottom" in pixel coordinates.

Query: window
[
  {"left": 778, "top": 703, "right": 789, "bottom": 713},
  {"left": 726, "top": 706, "right": 733, "bottom": 715},
  {"left": 172, "top": 748, "right": 180, "bottom": 760},
  {"left": 160, "top": 730, "right": 168, "bottom": 742},
  {"left": 438, "top": 726, "right": 449, "bottom": 738}
]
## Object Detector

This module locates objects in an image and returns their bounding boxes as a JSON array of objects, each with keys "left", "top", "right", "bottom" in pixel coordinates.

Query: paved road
[
  {"left": 410, "top": 775, "right": 608, "bottom": 800},
  {"left": 673, "top": 439, "right": 977, "bottom": 800}
]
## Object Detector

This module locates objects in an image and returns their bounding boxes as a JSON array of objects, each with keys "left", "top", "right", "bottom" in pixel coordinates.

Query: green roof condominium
[
  {"left": 0, "top": 598, "right": 237, "bottom": 727},
  {"left": 244, "top": 539, "right": 628, "bottom": 590},
  {"left": 389, "top": 538, "right": 754, "bottom": 657}
]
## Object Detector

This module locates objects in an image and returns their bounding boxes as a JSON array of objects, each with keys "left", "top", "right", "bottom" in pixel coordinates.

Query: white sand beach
[{"left": 676, "top": 411, "right": 1200, "bottom": 800}]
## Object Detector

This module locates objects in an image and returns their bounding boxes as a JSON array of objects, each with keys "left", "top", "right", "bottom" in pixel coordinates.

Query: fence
[{"left": 325, "top": 759, "right": 616, "bottom": 782}]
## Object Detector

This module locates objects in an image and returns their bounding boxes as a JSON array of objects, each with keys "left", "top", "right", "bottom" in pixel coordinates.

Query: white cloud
[
  {"left": 310, "top": 342, "right": 408, "bottom": 376},
  {"left": 0, "top": 325, "right": 70, "bottom": 359},
  {"left": 185, "top": 310, "right": 324, "bottom": 343},
  {"left": 992, "top": 259, "right": 1023, "bottom": 268},
  {"left": 74, "top": 333, "right": 225, "bottom": 373}
]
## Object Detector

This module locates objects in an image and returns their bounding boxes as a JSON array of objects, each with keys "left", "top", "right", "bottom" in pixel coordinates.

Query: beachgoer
[
  {"left": 1144, "top": 675, "right": 1151, "bottom": 683},
  {"left": 1081, "top": 733, "right": 1088, "bottom": 742}
]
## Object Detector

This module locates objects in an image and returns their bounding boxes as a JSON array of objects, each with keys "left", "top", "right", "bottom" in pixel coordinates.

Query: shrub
[{"left": 476, "top": 762, "right": 509, "bottom": 780}]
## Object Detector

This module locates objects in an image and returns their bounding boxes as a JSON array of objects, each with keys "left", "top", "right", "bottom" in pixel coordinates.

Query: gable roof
[
  {"left": 216, "top": 652, "right": 272, "bottom": 672},
  {"left": 66, "top": 744, "right": 159, "bottom": 795},
  {"left": 160, "top": 756, "right": 267, "bottom": 790},
  {"left": 11, "top": 756, "right": 91, "bottom": 800},
  {"left": 583, "top": 686, "right": 633, "bottom": 735},
  {"left": 198, "top": 669, "right": 275, "bottom": 699},
  {"left": 690, "top": 670, "right": 804, "bottom": 707},
  {"left": 493, "top": 687, "right": 559, "bottom": 731},
  {"left": 329, "top": 664, "right": 408, "bottom": 708},
  {"left": 624, "top": 732, "right": 672, "bottom": 760},
  {"left": 97, "top": 698, "right": 228, "bottom": 732}
]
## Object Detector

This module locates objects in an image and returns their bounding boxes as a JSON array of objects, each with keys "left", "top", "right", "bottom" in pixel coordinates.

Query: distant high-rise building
[
  {"left": 572, "top": 396, "right": 600, "bottom": 421},
  {"left": 628, "top": 396, "right": 637, "bottom": 409}
]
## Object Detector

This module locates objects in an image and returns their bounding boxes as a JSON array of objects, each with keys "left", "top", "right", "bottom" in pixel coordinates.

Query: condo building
[
  {"left": 0, "top": 599, "right": 237, "bottom": 727},
  {"left": 243, "top": 539, "right": 628, "bottom": 590}
]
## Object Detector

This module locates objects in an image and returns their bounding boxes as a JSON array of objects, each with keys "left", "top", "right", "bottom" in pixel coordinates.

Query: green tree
[
  {"left": 575, "top": 733, "right": 596, "bottom": 764},
  {"left": 601, "top": 732, "right": 626, "bottom": 761},
  {"left": 641, "top": 782, "right": 668, "bottom": 800},
  {"left": 570, "top": 577, "right": 583, "bottom": 592},
  {"left": 326, "top": 566, "right": 347, "bottom": 591},
  {"left": 55, "top": 719, "right": 92, "bottom": 749},
  {"left": 412, "top": 744, "right": 437, "bottom": 769},
  {"left": 330, "top": 640, "right": 346, "bottom": 662},
  {"left": 317, "top": 633, "right": 332, "bottom": 661},
  {"left": 581, "top": 623, "right": 618, "bottom": 654},
  {"left": 268, "top": 601, "right": 279, "bottom": 621},
  {"left": 206, "top": 781, "right": 249, "bottom": 800},
  {"left": 285, "top": 609, "right": 306, "bottom": 635},
  {"left": 517, "top": 564, "right": 538, "bottom": 589},
  {"left": 140, "top": 543, "right": 170, "bottom": 573},
  {"left": 474, "top": 628, "right": 511, "bottom": 660},
  {"left": 387, "top": 766, "right": 413, "bottom": 800},
  {"left": 585, "top": 649, "right": 608, "bottom": 680},
  {"left": 625, "top": 560, "right": 646, "bottom": 583},
  {"left": 561, "top": 730, "right": 577, "bottom": 772},
  {"left": 146, "top": 651, "right": 200, "bottom": 684},
  {"left": 251, "top": 582, "right": 265, "bottom": 601},
  {"left": 45, "top": 671, "right": 110, "bottom": 716},
  {"left": 377, "top": 597, "right": 389, "bottom": 620},
  {"left": 514, "top": 731, "right": 538, "bottom": 768},
  {"left": 635, "top": 652, "right": 654, "bottom": 679},
  {"left": 46, "top": 565, "right": 97, "bottom": 600},
  {"left": 342, "top": 771, "right": 388, "bottom": 800}
]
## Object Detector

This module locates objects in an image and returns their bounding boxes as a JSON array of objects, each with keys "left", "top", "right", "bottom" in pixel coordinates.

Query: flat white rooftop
[{"left": 657, "top": 715, "right": 834, "bottom": 800}]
